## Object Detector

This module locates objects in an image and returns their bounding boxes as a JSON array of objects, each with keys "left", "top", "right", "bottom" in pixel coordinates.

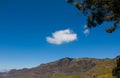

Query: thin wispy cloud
[
  {"left": 46, "top": 29, "right": 77, "bottom": 45},
  {"left": 84, "top": 25, "right": 88, "bottom": 29},
  {"left": 83, "top": 29, "right": 90, "bottom": 36},
  {"left": 83, "top": 25, "right": 90, "bottom": 36}
]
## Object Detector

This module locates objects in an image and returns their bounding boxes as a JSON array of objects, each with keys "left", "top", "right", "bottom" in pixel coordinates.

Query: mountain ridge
[{"left": 0, "top": 57, "right": 117, "bottom": 78}]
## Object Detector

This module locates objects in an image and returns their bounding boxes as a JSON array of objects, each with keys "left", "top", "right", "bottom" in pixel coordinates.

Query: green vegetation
[{"left": 112, "top": 56, "right": 120, "bottom": 78}]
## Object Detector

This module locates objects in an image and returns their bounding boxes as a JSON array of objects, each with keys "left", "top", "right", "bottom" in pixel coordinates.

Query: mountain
[{"left": 0, "top": 57, "right": 117, "bottom": 78}]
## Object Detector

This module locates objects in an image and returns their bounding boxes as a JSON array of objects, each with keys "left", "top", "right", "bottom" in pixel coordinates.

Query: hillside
[{"left": 0, "top": 57, "right": 116, "bottom": 78}]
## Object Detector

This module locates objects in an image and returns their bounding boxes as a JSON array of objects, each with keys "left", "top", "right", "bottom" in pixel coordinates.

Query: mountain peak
[{"left": 59, "top": 57, "right": 74, "bottom": 61}]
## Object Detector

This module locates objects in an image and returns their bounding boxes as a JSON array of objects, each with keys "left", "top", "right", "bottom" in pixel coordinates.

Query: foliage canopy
[{"left": 67, "top": 0, "right": 120, "bottom": 33}]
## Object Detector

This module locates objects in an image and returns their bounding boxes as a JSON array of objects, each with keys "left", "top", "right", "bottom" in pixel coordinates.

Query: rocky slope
[{"left": 0, "top": 57, "right": 116, "bottom": 78}]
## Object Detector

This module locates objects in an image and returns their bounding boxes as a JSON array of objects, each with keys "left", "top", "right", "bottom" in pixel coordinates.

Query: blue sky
[{"left": 0, "top": 0, "right": 120, "bottom": 70}]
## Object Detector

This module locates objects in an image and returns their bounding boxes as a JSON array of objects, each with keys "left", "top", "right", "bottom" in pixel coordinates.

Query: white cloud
[
  {"left": 83, "top": 29, "right": 90, "bottom": 36},
  {"left": 46, "top": 29, "right": 77, "bottom": 45}
]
